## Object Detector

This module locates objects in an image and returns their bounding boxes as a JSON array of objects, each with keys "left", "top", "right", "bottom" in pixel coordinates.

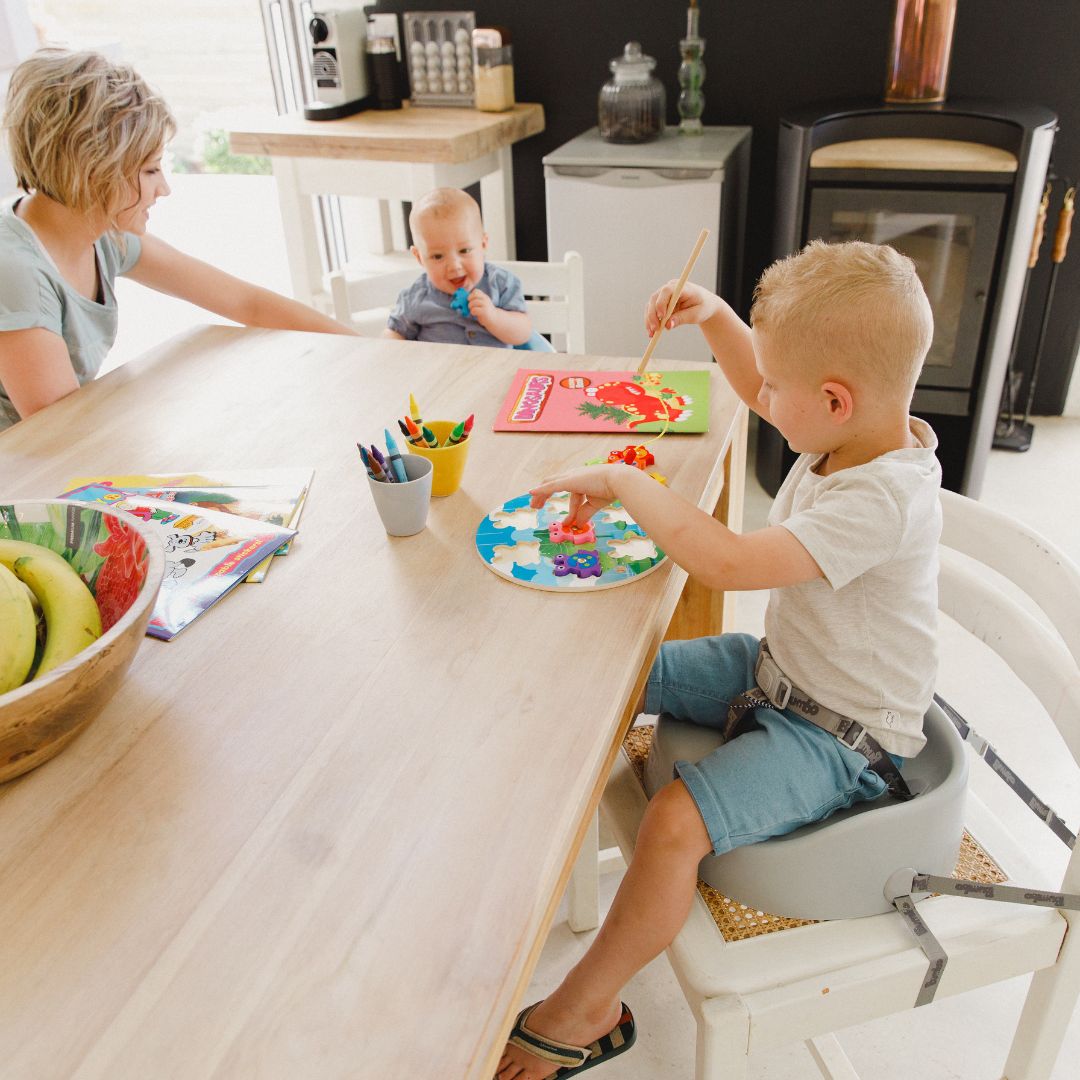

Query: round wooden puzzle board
[{"left": 475, "top": 491, "right": 668, "bottom": 592}]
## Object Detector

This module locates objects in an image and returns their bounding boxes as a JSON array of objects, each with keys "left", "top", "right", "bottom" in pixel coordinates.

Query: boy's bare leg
[{"left": 496, "top": 779, "right": 712, "bottom": 1080}]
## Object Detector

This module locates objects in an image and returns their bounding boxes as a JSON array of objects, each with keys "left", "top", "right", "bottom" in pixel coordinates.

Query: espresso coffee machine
[{"left": 304, "top": 4, "right": 370, "bottom": 120}]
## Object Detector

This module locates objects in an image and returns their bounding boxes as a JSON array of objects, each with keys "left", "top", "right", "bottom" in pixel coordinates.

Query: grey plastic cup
[{"left": 366, "top": 454, "right": 433, "bottom": 535}]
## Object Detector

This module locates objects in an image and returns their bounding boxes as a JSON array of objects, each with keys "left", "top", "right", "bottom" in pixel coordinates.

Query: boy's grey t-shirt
[
  {"left": 0, "top": 198, "right": 141, "bottom": 431},
  {"left": 387, "top": 262, "right": 526, "bottom": 347},
  {"left": 765, "top": 417, "right": 942, "bottom": 757}
]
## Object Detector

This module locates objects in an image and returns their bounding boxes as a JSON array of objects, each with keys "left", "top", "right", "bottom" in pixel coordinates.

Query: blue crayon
[
  {"left": 384, "top": 429, "right": 408, "bottom": 483},
  {"left": 357, "top": 443, "right": 375, "bottom": 478}
]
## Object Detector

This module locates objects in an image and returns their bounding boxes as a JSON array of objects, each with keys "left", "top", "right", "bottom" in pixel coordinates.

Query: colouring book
[
  {"left": 475, "top": 492, "right": 667, "bottom": 592},
  {"left": 62, "top": 470, "right": 313, "bottom": 583},
  {"left": 492, "top": 369, "right": 710, "bottom": 434},
  {"left": 58, "top": 484, "right": 297, "bottom": 640}
]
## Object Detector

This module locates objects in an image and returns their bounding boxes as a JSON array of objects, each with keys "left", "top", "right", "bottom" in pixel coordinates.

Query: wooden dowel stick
[{"left": 637, "top": 227, "right": 710, "bottom": 375}]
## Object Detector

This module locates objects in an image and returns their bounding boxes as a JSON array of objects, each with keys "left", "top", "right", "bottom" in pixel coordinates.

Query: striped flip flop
[{"left": 506, "top": 1001, "right": 636, "bottom": 1077}]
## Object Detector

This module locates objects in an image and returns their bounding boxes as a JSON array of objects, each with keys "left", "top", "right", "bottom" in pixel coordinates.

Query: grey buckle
[
  {"left": 755, "top": 652, "right": 792, "bottom": 710},
  {"left": 835, "top": 719, "right": 867, "bottom": 752}
]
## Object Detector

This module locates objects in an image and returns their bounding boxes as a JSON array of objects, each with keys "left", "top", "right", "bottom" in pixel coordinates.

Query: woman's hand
[
  {"left": 529, "top": 464, "right": 628, "bottom": 525},
  {"left": 645, "top": 279, "right": 722, "bottom": 336}
]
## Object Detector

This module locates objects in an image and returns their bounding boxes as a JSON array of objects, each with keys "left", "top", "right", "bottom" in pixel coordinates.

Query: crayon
[
  {"left": 408, "top": 393, "right": 423, "bottom": 428},
  {"left": 357, "top": 443, "right": 376, "bottom": 478},
  {"left": 370, "top": 444, "right": 394, "bottom": 482},
  {"left": 462, "top": 413, "right": 474, "bottom": 440},
  {"left": 367, "top": 447, "right": 388, "bottom": 481},
  {"left": 384, "top": 429, "right": 408, "bottom": 483},
  {"left": 444, "top": 419, "right": 466, "bottom": 446},
  {"left": 420, "top": 424, "right": 439, "bottom": 449},
  {"left": 403, "top": 415, "right": 424, "bottom": 445},
  {"left": 397, "top": 418, "right": 412, "bottom": 440}
]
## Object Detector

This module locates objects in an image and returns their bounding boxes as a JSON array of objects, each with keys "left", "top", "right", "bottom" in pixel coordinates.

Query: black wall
[{"left": 374, "top": 0, "right": 1080, "bottom": 413}]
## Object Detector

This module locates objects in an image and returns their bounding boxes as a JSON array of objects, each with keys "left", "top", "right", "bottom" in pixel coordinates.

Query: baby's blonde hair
[
  {"left": 409, "top": 187, "right": 483, "bottom": 246},
  {"left": 4, "top": 49, "right": 175, "bottom": 223},
  {"left": 751, "top": 240, "right": 934, "bottom": 399}
]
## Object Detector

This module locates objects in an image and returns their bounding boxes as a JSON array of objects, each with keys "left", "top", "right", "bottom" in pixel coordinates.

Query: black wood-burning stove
[{"left": 757, "top": 99, "right": 1056, "bottom": 497}]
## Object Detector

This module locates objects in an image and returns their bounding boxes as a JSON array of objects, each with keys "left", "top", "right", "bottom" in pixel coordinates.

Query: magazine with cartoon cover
[
  {"left": 58, "top": 484, "right": 297, "bottom": 640},
  {"left": 62, "top": 470, "right": 314, "bottom": 582}
]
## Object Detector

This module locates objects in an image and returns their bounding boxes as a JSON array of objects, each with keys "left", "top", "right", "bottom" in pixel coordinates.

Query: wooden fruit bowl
[{"left": 0, "top": 499, "right": 164, "bottom": 783}]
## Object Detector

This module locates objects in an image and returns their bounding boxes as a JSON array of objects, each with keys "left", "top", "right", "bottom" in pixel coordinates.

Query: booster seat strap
[
  {"left": 911, "top": 873, "right": 1080, "bottom": 911},
  {"left": 933, "top": 693, "right": 1077, "bottom": 851},
  {"left": 737, "top": 641, "right": 914, "bottom": 801},
  {"left": 891, "top": 870, "right": 1080, "bottom": 1008},
  {"left": 891, "top": 894, "right": 948, "bottom": 1007}
]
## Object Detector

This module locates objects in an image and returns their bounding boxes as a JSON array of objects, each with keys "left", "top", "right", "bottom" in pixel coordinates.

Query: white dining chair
[
  {"left": 327, "top": 250, "right": 586, "bottom": 353},
  {"left": 570, "top": 486, "right": 1080, "bottom": 1079}
]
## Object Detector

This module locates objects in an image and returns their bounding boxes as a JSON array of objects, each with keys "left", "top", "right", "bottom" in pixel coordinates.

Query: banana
[
  {"left": 0, "top": 539, "right": 102, "bottom": 680},
  {"left": 0, "top": 561, "right": 37, "bottom": 692}
]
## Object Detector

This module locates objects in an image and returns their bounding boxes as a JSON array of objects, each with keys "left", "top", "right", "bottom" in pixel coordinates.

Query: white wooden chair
[
  {"left": 326, "top": 250, "right": 586, "bottom": 353},
  {"left": 574, "top": 486, "right": 1080, "bottom": 1079}
]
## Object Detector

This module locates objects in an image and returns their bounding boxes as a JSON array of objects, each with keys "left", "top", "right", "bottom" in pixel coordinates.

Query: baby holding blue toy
[{"left": 384, "top": 188, "right": 533, "bottom": 348}]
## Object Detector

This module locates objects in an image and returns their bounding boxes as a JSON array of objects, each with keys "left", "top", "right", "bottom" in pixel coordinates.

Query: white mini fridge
[{"left": 544, "top": 126, "right": 751, "bottom": 363}]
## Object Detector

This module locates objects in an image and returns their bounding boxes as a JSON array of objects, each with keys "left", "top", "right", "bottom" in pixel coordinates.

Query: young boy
[
  {"left": 384, "top": 187, "right": 532, "bottom": 347},
  {"left": 498, "top": 241, "right": 941, "bottom": 1079}
]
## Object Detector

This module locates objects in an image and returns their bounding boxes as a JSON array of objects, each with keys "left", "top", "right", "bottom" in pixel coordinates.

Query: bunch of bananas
[{"left": 0, "top": 539, "right": 103, "bottom": 694}]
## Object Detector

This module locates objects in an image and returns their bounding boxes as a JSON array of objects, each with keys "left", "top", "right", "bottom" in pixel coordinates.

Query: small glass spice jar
[
  {"left": 473, "top": 44, "right": 515, "bottom": 112},
  {"left": 598, "top": 41, "right": 666, "bottom": 144}
]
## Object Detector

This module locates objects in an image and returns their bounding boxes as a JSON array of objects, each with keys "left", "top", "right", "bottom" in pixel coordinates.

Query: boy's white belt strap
[{"left": 726, "top": 640, "right": 914, "bottom": 801}]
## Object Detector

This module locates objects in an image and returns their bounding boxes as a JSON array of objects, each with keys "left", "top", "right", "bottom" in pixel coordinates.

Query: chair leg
[
  {"left": 567, "top": 811, "right": 600, "bottom": 933},
  {"left": 1002, "top": 923, "right": 1080, "bottom": 1080},
  {"left": 807, "top": 1034, "right": 861, "bottom": 1079},
  {"left": 695, "top": 996, "right": 751, "bottom": 1080}
]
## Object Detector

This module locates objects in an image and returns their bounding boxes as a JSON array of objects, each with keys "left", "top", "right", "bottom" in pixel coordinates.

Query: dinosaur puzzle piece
[
  {"left": 552, "top": 550, "right": 603, "bottom": 579},
  {"left": 451, "top": 287, "right": 471, "bottom": 317},
  {"left": 548, "top": 518, "right": 596, "bottom": 545},
  {"left": 606, "top": 444, "right": 656, "bottom": 470}
]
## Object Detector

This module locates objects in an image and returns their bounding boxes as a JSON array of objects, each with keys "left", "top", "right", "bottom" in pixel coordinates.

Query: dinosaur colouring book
[{"left": 492, "top": 369, "right": 711, "bottom": 434}]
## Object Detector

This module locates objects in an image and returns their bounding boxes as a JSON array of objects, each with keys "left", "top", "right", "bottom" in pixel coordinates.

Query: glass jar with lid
[{"left": 598, "top": 41, "right": 666, "bottom": 144}]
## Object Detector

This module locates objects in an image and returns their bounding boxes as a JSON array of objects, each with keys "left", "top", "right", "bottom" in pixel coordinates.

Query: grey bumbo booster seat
[{"left": 644, "top": 697, "right": 969, "bottom": 921}]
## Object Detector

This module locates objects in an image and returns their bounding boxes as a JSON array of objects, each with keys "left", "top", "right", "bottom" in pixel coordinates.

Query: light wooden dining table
[{"left": 0, "top": 327, "right": 746, "bottom": 1079}]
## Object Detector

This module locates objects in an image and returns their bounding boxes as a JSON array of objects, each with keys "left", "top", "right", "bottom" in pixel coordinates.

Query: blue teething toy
[{"left": 451, "top": 287, "right": 471, "bottom": 317}]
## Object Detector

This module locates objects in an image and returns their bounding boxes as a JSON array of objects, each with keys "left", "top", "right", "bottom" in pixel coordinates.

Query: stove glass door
[{"left": 806, "top": 188, "right": 1005, "bottom": 392}]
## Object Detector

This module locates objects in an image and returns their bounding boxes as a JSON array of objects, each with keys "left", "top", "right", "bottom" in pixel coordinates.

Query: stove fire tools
[
  {"left": 995, "top": 182, "right": 1076, "bottom": 452},
  {"left": 994, "top": 183, "right": 1050, "bottom": 449}
]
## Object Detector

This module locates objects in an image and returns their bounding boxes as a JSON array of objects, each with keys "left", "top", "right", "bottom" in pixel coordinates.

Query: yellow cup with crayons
[{"left": 406, "top": 420, "right": 470, "bottom": 497}]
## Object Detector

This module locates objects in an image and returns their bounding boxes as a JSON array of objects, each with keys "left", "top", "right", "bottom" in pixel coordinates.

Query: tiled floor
[{"left": 107, "top": 174, "right": 1080, "bottom": 1079}]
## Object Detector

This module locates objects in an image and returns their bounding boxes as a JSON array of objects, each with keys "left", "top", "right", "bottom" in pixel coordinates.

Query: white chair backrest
[
  {"left": 328, "top": 251, "right": 586, "bottom": 353},
  {"left": 937, "top": 487, "right": 1080, "bottom": 891}
]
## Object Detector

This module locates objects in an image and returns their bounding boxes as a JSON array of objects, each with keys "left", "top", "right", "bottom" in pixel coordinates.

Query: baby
[{"left": 384, "top": 188, "right": 532, "bottom": 347}]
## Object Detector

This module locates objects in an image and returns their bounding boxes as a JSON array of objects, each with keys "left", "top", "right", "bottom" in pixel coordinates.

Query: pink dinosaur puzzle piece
[{"left": 548, "top": 519, "right": 596, "bottom": 545}]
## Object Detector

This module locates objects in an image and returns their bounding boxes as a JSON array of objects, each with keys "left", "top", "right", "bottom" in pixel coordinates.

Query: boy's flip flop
[{"left": 506, "top": 1001, "right": 636, "bottom": 1077}]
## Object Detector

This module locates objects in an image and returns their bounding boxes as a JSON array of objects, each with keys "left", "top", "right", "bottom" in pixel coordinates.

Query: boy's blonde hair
[
  {"left": 409, "top": 187, "right": 483, "bottom": 245},
  {"left": 4, "top": 49, "right": 175, "bottom": 223},
  {"left": 751, "top": 240, "right": 933, "bottom": 398}
]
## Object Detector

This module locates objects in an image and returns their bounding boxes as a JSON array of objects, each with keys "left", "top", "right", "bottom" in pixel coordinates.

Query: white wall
[{"left": 1, "top": 0, "right": 38, "bottom": 197}]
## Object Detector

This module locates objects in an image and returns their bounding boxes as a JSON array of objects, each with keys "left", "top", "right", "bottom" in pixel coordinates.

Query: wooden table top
[
  {"left": 228, "top": 102, "right": 545, "bottom": 164},
  {"left": 0, "top": 328, "right": 741, "bottom": 1078}
]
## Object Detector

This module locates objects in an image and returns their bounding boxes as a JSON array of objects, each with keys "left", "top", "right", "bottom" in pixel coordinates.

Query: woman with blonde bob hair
[{"left": 0, "top": 49, "right": 353, "bottom": 429}]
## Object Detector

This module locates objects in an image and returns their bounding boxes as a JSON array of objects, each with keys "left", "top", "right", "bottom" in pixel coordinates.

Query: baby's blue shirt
[{"left": 387, "top": 263, "right": 526, "bottom": 347}]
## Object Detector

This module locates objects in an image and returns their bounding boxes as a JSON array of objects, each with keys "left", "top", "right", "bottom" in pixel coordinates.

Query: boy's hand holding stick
[{"left": 637, "top": 227, "right": 710, "bottom": 375}]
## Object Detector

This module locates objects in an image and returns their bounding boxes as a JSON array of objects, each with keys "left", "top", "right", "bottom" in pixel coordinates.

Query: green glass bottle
[{"left": 677, "top": 3, "right": 705, "bottom": 134}]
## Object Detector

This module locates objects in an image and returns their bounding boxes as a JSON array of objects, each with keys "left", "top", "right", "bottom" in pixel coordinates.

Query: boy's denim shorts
[{"left": 644, "top": 633, "right": 891, "bottom": 857}]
